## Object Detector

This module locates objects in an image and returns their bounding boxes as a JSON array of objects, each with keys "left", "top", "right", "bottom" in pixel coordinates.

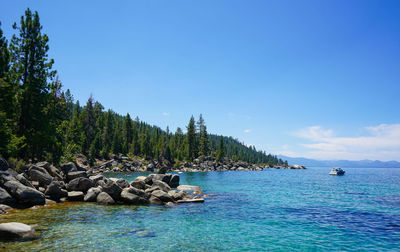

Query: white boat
[{"left": 329, "top": 167, "right": 345, "bottom": 175}]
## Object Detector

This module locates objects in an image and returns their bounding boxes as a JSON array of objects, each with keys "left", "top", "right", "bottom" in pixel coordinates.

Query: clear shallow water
[{"left": 1, "top": 167, "right": 400, "bottom": 251}]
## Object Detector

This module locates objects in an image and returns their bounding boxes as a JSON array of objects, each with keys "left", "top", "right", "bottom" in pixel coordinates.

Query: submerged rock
[
  {"left": 177, "top": 185, "right": 203, "bottom": 194},
  {"left": 176, "top": 198, "right": 205, "bottom": 203},
  {"left": 0, "top": 222, "right": 36, "bottom": 240}
]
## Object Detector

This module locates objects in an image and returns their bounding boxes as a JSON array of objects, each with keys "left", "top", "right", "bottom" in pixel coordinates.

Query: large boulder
[
  {"left": 100, "top": 180, "right": 122, "bottom": 201},
  {"left": 145, "top": 185, "right": 162, "bottom": 194},
  {"left": 66, "top": 177, "right": 93, "bottom": 193},
  {"left": 0, "top": 222, "right": 36, "bottom": 241},
  {"left": 152, "top": 174, "right": 171, "bottom": 184},
  {"left": 169, "top": 174, "right": 180, "bottom": 188},
  {"left": 0, "top": 157, "right": 9, "bottom": 171},
  {"left": 45, "top": 181, "right": 68, "bottom": 201},
  {"left": 0, "top": 187, "right": 14, "bottom": 205},
  {"left": 3, "top": 181, "right": 45, "bottom": 207},
  {"left": 149, "top": 196, "right": 163, "bottom": 205},
  {"left": 36, "top": 162, "right": 63, "bottom": 180},
  {"left": 67, "top": 191, "right": 84, "bottom": 201},
  {"left": 16, "top": 174, "right": 34, "bottom": 188},
  {"left": 168, "top": 190, "right": 185, "bottom": 201},
  {"left": 151, "top": 190, "right": 173, "bottom": 202},
  {"left": 120, "top": 188, "right": 148, "bottom": 204},
  {"left": 84, "top": 187, "right": 102, "bottom": 202},
  {"left": 130, "top": 180, "right": 146, "bottom": 190},
  {"left": 89, "top": 174, "right": 106, "bottom": 186},
  {"left": 152, "top": 180, "right": 171, "bottom": 192},
  {"left": 115, "top": 178, "right": 130, "bottom": 189},
  {"left": 28, "top": 166, "right": 54, "bottom": 186},
  {"left": 97, "top": 192, "right": 115, "bottom": 205},
  {"left": 67, "top": 171, "right": 87, "bottom": 181},
  {"left": 60, "top": 162, "right": 78, "bottom": 174}
]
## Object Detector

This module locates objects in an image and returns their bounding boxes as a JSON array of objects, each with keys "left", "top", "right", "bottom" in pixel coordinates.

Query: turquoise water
[{"left": 1, "top": 167, "right": 400, "bottom": 251}]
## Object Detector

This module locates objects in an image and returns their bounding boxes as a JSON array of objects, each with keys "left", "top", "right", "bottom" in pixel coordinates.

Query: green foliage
[
  {"left": 0, "top": 9, "right": 286, "bottom": 167},
  {"left": 7, "top": 157, "right": 25, "bottom": 172},
  {"left": 216, "top": 136, "right": 225, "bottom": 162}
]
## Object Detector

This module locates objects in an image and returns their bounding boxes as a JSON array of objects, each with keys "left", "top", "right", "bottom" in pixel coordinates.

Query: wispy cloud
[
  {"left": 287, "top": 124, "right": 400, "bottom": 161},
  {"left": 244, "top": 129, "right": 252, "bottom": 133},
  {"left": 162, "top": 112, "right": 170, "bottom": 116}
]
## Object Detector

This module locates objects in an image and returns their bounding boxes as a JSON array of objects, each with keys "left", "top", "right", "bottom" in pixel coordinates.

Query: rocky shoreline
[
  {"left": 86, "top": 154, "right": 306, "bottom": 174},
  {"left": 0, "top": 156, "right": 305, "bottom": 240}
]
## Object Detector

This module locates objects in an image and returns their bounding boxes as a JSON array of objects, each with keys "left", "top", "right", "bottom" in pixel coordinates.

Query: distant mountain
[{"left": 278, "top": 155, "right": 400, "bottom": 168}]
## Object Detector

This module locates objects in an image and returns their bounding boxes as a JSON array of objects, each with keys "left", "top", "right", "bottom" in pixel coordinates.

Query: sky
[{"left": 1, "top": 0, "right": 400, "bottom": 161}]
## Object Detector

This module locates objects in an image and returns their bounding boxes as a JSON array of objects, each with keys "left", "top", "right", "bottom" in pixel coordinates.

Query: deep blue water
[{"left": 1, "top": 167, "right": 400, "bottom": 251}]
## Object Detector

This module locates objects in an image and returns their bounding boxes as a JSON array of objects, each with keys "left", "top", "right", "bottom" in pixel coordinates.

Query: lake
[{"left": 1, "top": 167, "right": 400, "bottom": 251}]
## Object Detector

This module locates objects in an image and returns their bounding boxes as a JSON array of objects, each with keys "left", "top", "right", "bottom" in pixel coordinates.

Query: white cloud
[
  {"left": 288, "top": 124, "right": 400, "bottom": 161},
  {"left": 244, "top": 129, "right": 252, "bottom": 133},
  {"left": 162, "top": 112, "right": 170, "bottom": 116}
]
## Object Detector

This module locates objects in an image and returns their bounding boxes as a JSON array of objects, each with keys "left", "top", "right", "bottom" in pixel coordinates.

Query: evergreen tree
[
  {"left": 185, "top": 116, "right": 196, "bottom": 161},
  {"left": 122, "top": 113, "right": 133, "bottom": 153},
  {"left": 9, "top": 9, "right": 56, "bottom": 160},
  {"left": 198, "top": 125, "right": 209, "bottom": 157},
  {"left": 216, "top": 136, "right": 225, "bottom": 162}
]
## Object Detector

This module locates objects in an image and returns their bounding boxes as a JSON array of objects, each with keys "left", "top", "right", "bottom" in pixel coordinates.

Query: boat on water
[{"left": 329, "top": 167, "right": 345, "bottom": 175}]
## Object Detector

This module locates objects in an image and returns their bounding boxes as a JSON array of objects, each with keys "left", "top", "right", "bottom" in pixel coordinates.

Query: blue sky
[{"left": 2, "top": 0, "right": 400, "bottom": 161}]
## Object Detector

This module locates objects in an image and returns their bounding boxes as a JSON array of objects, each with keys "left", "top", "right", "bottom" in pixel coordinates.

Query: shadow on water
[
  {"left": 374, "top": 195, "right": 400, "bottom": 208},
  {"left": 281, "top": 206, "right": 400, "bottom": 236}
]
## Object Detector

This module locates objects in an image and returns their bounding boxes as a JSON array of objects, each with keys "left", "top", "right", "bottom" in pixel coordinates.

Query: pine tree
[
  {"left": 122, "top": 113, "right": 133, "bottom": 153},
  {"left": 198, "top": 125, "right": 209, "bottom": 157},
  {"left": 185, "top": 116, "right": 196, "bottom": 161},
  {"left": 216, "top": 136, "right": 225, "bottom": 162},
  {"left": 9, "top": 9, "right": 56, "bottom": 160}
]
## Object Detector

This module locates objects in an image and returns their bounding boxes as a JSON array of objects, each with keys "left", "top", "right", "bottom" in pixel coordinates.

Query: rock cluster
[
  {"left": 0, "top": 158, "right": 204, "bottom": 214},
  {"left": 86, "top": 155, "right": 306, "bottom": 174}
]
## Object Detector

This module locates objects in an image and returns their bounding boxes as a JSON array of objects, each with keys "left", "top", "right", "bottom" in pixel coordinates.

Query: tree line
[{"left": 0, "top": 9, "right": 287, "bottom": 167}]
